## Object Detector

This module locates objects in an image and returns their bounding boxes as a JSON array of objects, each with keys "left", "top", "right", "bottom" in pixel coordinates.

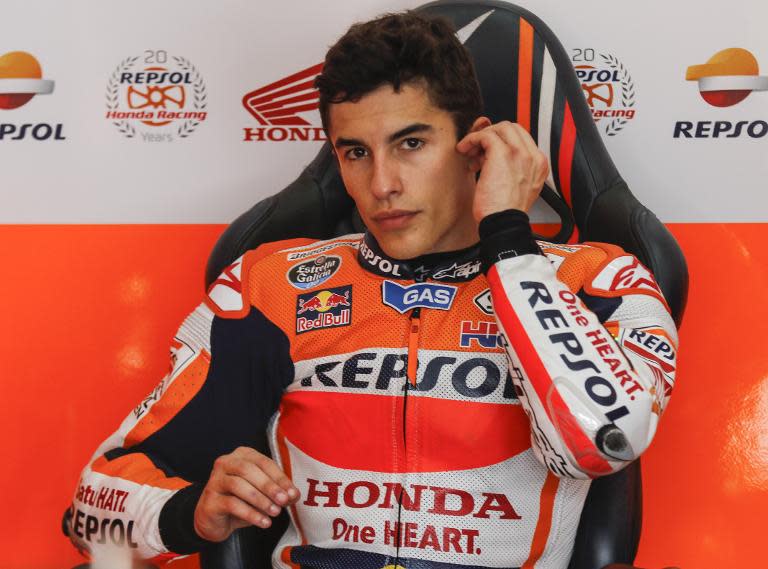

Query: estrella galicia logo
[
  {"left": 286, "top": 255, "right": 341, "bottom": 290},
  {"left": 382, "top": 281, "right": 457, "bottom": 314},
  {"left": 295, "top": 285, "right": 351, "bottom": 334}
]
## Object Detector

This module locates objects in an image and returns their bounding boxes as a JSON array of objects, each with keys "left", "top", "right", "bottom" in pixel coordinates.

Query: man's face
[{"left": 328, "top": 82, "right": 480, "bottom": 260}]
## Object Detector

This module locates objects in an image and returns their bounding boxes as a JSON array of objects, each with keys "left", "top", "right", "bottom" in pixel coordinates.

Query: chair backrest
[{"left": 202, "top": 2, "right": 689, "bottom": 567}]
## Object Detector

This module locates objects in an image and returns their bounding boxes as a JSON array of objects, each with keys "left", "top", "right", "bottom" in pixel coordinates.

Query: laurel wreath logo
[
  {"left": 599, "top": 53, "right": 636, "bottom": 137},
  {"left": 105, "top": 54, "right": 207, "bottom": 140},
  {"left": 106, "top": 56, "right": 139, "bottom": 138},
  {"left": 172, "top": 56, "right": 207, "bottom": 138}
]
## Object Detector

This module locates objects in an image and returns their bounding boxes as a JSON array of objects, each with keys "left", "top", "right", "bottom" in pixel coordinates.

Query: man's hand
[
  {"left": 456, "top": 120, "right": 549, "bottom": 222},
  {"left": 194, "top": 446, "right": 300, "bottom": 542}
]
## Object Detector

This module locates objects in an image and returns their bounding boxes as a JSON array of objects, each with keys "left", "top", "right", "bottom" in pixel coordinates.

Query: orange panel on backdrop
[
  {"left": 635, "top": 223, "right": 768, "bottom": 569},
  {"left": 0, "top": 225, "right": 224, "bottom": 569},
  {"left": 0, "top": 223, "right": 766, "bottom": 568}
]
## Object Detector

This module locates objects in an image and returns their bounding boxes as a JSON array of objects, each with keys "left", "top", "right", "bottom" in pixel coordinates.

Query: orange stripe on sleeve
[
  {"left": 280, "top": 545, "right": 299, "bottom": 569},
  {"left": 123, "top": 350, "right": 210, "bottom": 448},
  {"left": 276, "top": 422, "right": 305, "bottom": 568},
  {"left": 91, "top": 454, "right": 190, "bottom": 491},
  {"left": 517, "top": 18, "right": 534, "bottom": 133},
  {"left": 522, "top": 471, "right": 560, "bottom": 567}
]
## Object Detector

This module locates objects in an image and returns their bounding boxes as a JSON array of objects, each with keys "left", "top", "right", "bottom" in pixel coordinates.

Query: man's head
[
  {"left": 315, "top": 12, "right": 488, "bottom": 260},
  {"left": 316, "top": 12, "right": 482, "bottom": 140}
]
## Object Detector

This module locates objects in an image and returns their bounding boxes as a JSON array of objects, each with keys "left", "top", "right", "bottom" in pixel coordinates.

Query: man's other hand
[
  {"left": 193, "top": 446, "right": 300, "bottom": 542},
  {"left": 456, "top": 120, "right": 548, "bottom": 222}
]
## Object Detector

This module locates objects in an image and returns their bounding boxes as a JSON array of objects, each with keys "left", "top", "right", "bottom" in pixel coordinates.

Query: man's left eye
[{"left": 401, "top": 138, "right": 424, "bottom": 150}]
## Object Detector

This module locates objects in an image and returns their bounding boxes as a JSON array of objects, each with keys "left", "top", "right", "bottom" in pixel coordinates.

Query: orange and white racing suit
[{"left": 66, "top": 210, "right": 677, "bottom": 568}]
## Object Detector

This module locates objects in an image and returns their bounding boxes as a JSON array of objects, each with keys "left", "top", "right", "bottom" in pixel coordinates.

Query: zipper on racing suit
[
  {"left": 406, "top": 306, "right": 421, "bottom": 386},
  {"left": 393, "top": 275, "right": 425, "bottom": 566}
]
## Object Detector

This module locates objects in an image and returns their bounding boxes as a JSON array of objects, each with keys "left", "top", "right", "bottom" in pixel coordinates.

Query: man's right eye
[{"left": 345, "top": 147, "right": 368, "bottom": 160}]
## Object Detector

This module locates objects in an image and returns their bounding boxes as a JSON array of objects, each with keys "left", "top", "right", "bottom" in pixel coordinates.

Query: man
[{"left": 66, "top": 12, "right": 677, "bottom": 569}]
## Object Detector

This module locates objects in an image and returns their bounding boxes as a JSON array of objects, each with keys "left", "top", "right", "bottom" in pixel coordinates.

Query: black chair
[{"left": 200, "top": 1, "right": 688, "bottom": 568}]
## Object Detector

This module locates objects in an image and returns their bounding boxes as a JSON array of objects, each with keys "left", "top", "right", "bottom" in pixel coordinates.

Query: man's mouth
[{"left": 371, "top": 209, "right": 419, "bottom": 230}]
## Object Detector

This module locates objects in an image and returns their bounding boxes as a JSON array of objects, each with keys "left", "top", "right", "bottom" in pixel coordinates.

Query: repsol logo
[
  {"left": 119, "top": 71, "right": 191, "bottom": 84},
  {"left": 299, "top": 351, "right": 516, "bottom": 400},
  {"left": 575, "top": 68, "right": 620, "bottom": 82},
  {"left": 522, "top": 281, "right": 631, "bottom": 422},
  {"left": 71, "top": 509, "right": 138, "bottom": 548},
  {"left": 0, "top": 123, "right": 65, "bottom": 141},
  {"left": 673, "top": 120, "right": 767, "bottom": 138},
  {"left": 359, "top": 240, "right": 403, "bottom": 276}
]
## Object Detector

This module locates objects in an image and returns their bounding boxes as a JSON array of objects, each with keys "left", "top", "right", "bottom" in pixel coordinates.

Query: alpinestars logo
[
  {"left": 242, "top": 62, "right": 327, "bottom": 142},
  {"left": 572, "top": 49, "right": 636, "bottom": 137},
  {"left": 106, "top": 50, "right": 208, "bottom": 142}
]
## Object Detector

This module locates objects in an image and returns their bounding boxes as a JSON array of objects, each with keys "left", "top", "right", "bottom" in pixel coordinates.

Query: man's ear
[
  {"left": 469, "top": 116, "right": 492, "bottom": 133},
  {"left": 463, "top": 116, "right": 492, "bottom": 173}
]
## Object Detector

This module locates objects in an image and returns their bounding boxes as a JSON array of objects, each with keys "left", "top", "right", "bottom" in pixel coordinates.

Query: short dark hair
[{"left": 315, "top": 12, "right": 483, "bottom": 139}]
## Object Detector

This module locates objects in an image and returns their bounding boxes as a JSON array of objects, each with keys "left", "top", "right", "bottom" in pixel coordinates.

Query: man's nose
[{"left": 369, "top": 155, "right": 401, "bottom": 200}]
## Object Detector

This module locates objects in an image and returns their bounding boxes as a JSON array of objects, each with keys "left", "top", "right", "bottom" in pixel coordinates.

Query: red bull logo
[{"left": 296, "top": 286, "right": 352, "bottom": 334}]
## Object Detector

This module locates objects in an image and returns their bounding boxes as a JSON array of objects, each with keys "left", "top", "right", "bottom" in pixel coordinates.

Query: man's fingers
[
  {"left": 456, "top": 128, "right": 502, "bottom": 155},
  {"left": 487, "top": 122, "right": 549, "bottom": 185},
  {"left": 222, "top": 474, "right": 282, "bottom": 517},
  {"left": 226, "top": 448, "right": 300, "bottom": 504},
  {"left": 220, "top": 457, "right": 289, "bottom": 508},
  {"left": 254, "top": 457, "right": 301, "bottom": 502},
  {"left": 221, "top": 494, "right": 273, "bottom": 529}
]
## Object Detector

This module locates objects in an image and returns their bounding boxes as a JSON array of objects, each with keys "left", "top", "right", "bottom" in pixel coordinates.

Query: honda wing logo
[
  {"left": 243, "top": 62, "right": 323, "bottom": 126},
  {"left": 241, "top": 63, "right": 326, "bottom": 142}
]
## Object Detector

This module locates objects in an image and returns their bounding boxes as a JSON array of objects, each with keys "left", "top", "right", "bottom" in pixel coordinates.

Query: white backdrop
[{"left": 2, "top": 0, "right": 766, "bottom": 223}]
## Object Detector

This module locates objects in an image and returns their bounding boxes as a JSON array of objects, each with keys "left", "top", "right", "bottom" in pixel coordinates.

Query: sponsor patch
[
  {"left": 473, "top": 289, "right": 493, "bottom": 315},
  {"left": 382, "top": 281, "right": 457, "bottom": 314},
  {"left": 296, "top": 285, "right": 352, "bottom": 334},
  {"left": 359, "top": 239, "right": 405, "bottom": 277},
  {"left": 459, "top": 321, "right": 502, "bottom": 349},
  {"left": 621, "top": 326, "right": 676, "bottom": 374},
  {"left": 431, "top": 260, "right": 481, "bottom": 281},
  {"left": 286, "top": 240, "right": 359, "bottom": 261},
  {"left": 287, "top": 255, "right": 341, "bottom": 290}
]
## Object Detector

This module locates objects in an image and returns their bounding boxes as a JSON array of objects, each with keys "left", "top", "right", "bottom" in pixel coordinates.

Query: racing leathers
[{"left": 66, "top": 210, "right": 678, "bottom": 568}]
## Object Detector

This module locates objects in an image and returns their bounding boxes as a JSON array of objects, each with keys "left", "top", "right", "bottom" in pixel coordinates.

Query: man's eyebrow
[
  {"left": 334, "top": 123, "right": 434, "bottom": 148},
  {"left": 335, "top": 136, "right": 364, "bottom": 148},
  {"left": 387, "top": 123, "right": 433, "bottom": 143}
]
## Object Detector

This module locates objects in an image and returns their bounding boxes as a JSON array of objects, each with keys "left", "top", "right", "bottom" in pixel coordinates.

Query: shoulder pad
[
  {"left": 205, "top": 236, "right": 362, "bottom": 318},
  {"left": 582, "top": 242, "right": 669, "bottom": 309},
  {"left": 204, "top": 237, "right": 316, "bottom": 318},
  {"left": 205, "top": 252, "right": 250, "bottom": 318}
]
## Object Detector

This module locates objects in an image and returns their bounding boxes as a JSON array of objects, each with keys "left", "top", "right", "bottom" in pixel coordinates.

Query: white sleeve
[{"left": 486, "top": 250, "right": 677, "bottom": 479}]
